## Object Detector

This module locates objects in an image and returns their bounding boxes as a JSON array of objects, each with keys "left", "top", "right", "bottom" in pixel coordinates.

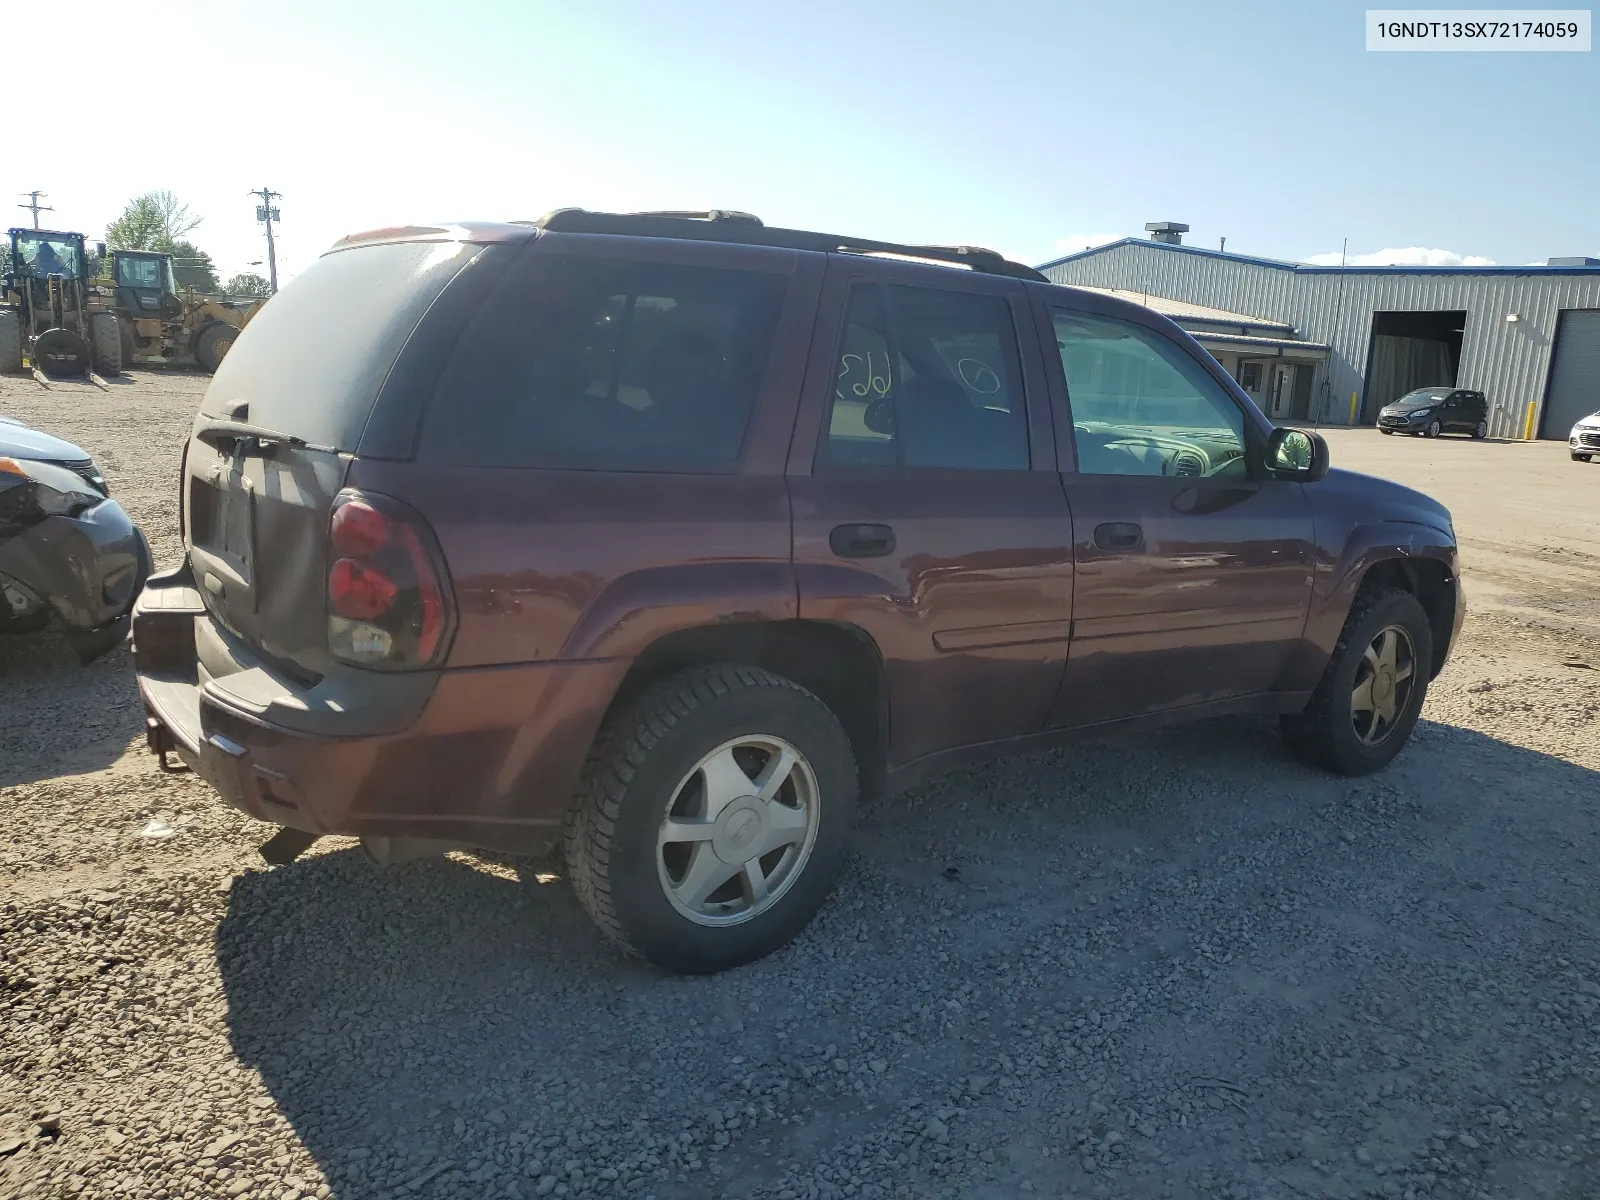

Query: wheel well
[
  {"left": 616, "top": 621, "right": 889, "bottom": 799},
  {"left": 1359, "top": 557, "right": 1456, "bottom": 678}
]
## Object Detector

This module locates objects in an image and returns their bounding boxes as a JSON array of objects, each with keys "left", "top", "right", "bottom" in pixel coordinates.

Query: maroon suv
[{"left": 134, "top": 210, "right": 1463, "bottom": 973}]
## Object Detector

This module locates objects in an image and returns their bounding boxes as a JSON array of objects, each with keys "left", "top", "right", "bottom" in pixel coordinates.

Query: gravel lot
[{"left": 3, "top": 372, "right": 1599, "bottom": 1200}]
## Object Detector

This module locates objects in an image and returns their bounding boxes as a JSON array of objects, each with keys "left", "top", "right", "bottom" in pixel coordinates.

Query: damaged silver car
[{"left": 0, "top": 416, "right": 149, "bottom": 662}]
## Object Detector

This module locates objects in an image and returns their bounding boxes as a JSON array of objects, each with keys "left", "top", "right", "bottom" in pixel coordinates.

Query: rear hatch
[{"left": 183, "top": 238, "right": 490, "bottom": 679}]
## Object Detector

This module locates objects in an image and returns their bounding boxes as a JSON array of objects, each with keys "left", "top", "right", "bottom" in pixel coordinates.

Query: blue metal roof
[{"left": 1036, "top": 237, "right": 1600, "bottom": 277}]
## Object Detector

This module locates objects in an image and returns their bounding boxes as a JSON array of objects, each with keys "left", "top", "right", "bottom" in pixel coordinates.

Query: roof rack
[{"left": 521, "top": 208, "right": 1048, "bottom": 283}]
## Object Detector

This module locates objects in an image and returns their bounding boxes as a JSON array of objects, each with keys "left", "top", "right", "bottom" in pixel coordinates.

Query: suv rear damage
[{"left": 135, "top": 210, "right": 1464, "bottom": 973}]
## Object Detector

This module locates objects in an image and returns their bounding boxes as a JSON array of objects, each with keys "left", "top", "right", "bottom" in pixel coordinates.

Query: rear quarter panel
[{"left": 350, "top": 237, "right": 826, "bottom": 670}]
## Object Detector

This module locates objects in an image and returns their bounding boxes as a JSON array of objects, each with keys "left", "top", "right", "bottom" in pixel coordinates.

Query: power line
[
  {"left": 18, "top": 191, "right": 53, "bottom": 228},
  {"left": 250, "top": 187, "right": 282, "bottom": 294}
]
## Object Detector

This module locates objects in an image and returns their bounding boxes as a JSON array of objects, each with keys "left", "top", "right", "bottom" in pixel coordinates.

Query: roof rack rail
[{"left": 521, "top": 208, "right": 1047, "bottom": 283}]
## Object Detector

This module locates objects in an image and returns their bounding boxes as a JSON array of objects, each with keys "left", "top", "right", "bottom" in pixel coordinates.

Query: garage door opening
[{"left": 1361, "top": 310, "right": 1465, "bottom": 424}]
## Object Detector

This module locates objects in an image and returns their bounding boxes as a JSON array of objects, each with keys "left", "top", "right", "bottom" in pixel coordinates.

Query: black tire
[
  {"left": 1280, "top": 586, "right": 1434, "bottom": 776},
  {"left": 194, "top": 322, "right": 236, "bottom": 374},
  {"left": 1424, "top": 419, "right": 1442, "bottom": 439},
  {"left": 565, "top": 663, "right": 858, "bottom": 974},
  {"left": 1473, "top": 420, "right": 1488, "bottom": 439},
  {"left": 119, "top": 321, "right": 137, "bottom": 372},
  {"left": 1576, "top": 453, "right": 1593, "bottom": 463},
  {"left": 0, "top": 310, "right": 21, "bottom": 374},
  {"left": 1379, "top": 428, "right": 1393, "bottom": 436},
  {"left": 89, "top": 312, "right": 122, "bottom": 376}
]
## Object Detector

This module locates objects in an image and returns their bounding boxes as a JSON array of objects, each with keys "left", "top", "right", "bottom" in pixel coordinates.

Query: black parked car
[{"left": 1377, "top": 388, "right": 1489, "bottom": 439}]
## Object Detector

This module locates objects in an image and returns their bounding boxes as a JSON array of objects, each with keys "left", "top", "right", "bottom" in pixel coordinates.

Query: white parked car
[{"left": 1572, "top": 409, "right": 1600, "bottom": 462}]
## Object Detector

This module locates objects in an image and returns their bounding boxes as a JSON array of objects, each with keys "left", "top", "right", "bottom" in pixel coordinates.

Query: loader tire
[
  {"left": 194, "top": 322, "right": 237, "bottom": 374},
  {"left": 120, "top": 321, "right": 136, "bottom": 371},
  {"left": 89, "top": 312, "right": 123, "bottom": 376},
  {"left": 0, "top": 310, "right": 21, "bottom": 374}
]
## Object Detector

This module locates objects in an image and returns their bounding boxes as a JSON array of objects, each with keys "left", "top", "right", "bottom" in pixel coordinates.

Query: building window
[{"left": 1237, "top": 361, "right": 1263, "bottom": 392}]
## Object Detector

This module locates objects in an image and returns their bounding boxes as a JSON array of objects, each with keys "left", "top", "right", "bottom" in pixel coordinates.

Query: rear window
[
  {"left": 421, "top": 254, "right": 786, "bottom": 472},
  {"left": 201, "top": 240, "right": 482, "bottom": 450}
]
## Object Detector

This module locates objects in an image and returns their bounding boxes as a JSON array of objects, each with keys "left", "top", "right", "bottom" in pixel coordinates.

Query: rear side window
[
  {"left": 821, "top": 283, "right": 1029, "bottom": 470},
  {"left": 422, "top": 254, "right": 786, "bottom": 471},
  {"left": 201, "top": 240, "right": 482, "bottom": 450}
]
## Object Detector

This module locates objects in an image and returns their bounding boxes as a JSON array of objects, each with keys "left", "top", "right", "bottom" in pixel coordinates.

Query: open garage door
[
  {"left": 1540, "top": 310, "right": 1600, "bottom": 439},
  {"left": 1360, "top": 311, "right": 1465, "bottom": 424}
]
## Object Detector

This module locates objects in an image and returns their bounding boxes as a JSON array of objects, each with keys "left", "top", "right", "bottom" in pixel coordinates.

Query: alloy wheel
[
  {"left": 1350, "top": 624, "right": 1417, "bottom": 746},
  {"left": 656, "top": 735, "right": 819, "bottom": 927}
]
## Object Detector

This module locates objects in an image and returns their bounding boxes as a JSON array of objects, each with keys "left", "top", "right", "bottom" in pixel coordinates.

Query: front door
[
  {"left": 1041, "top": 300, "right": 1317, "bottom": 729},
  {"left": 787, "top": 261, "right": 1075, "bottom": 769},
  {"left": 1270, "top": 364, "right": 1296, "bottom": 419}
]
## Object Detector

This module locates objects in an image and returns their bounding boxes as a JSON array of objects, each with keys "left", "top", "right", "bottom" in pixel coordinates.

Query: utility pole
[
  {"left": 250, "top": 187, "right": 282, "bottom": 293},
  {"left": 18, "top": 191, "right": 53, "bottom": 228}
]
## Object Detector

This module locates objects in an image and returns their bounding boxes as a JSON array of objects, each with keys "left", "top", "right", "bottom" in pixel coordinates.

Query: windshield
[
  {"left": 116, "top": 254, "right": 167, "bottom": 289},
  {"left": 14, "top": 233, "right": 82, "bottom": 280},
  {"left": 1393, "top": 388, "right": 1451, "bottom": 407}
]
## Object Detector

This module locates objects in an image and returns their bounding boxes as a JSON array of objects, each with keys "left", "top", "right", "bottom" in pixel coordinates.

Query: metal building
[{"left": 1039, "top": 232, "right": 1600, "bottom": 439}]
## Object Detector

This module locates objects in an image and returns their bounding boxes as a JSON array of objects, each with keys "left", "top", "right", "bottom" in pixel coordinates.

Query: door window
[
  {"left": 1054, "top": 309, "right": 1248, "bottom": 479},
  {"left": 822, "top": 283, "right": 1029, "bottom": 470}
]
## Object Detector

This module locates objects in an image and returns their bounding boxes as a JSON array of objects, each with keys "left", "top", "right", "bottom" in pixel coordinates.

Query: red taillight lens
[
  {"left": 325, "top": 490, "right": 454, "bottom": 670},
  {"left": 328, "top": 557, "right": 398, "bottom": 620},
  {"left": 330, "top": 499, "right": 390, "bottom": 558}
]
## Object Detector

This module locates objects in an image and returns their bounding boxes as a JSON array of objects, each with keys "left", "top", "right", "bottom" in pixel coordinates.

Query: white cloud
[
  {"left": 1304, "top": 246, "right": 1496, "bottom": 267},
  {"left": 1052, "top": 232, "right": 1128, "bottom": 256}
]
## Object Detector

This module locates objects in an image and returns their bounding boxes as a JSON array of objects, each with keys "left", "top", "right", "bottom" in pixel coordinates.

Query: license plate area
[{"left": 199, "top": 480, "right": 255, "bottom": 584}]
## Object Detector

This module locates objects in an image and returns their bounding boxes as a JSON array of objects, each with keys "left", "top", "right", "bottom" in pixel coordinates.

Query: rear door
[
  {"left": 1039, "top": 294, "right": 1316, "bottom": 728},
  {"left": 786, "top": 258, "right": 1074, "bottom": 769},
  {"left": 184, "top": 238, "right": 492, "bottom": 678},
  {"left": 1440, "top": 390, "right": 1463, "bottom": 431}
]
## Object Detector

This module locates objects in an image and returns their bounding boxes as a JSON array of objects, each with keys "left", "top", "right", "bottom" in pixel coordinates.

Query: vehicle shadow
[
  {"left": 0, "top": 629, "right": 142, "bottom": 786},
  {"left": 214, "top": 716, "right": 1600, "bottom": 1199}
]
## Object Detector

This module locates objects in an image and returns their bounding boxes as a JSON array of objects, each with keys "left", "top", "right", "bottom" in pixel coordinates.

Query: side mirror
[{"left": 1268, "top": 427, "right": 1330, "bottom": 482}]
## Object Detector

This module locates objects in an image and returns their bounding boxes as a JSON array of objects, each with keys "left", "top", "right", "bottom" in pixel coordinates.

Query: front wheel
[
  {"left": 88, "top": 312, "right": 123, "bottom": 376},
  {"left": 1576, "top": 453, "right": 1594, "bottom": 462},
  {"left": 194, "top": 322, "right": 237, "bottom": 374},
  {"left": 1379, "top": 428, "right": 1394, "bottom": 436},
  {"left": 1281, "top": 587, "right": 1434, "bottom": 776},
  {"left": 1425, "top": 420, "right": 1442, "bottom": 438},
  {"left": 1473, "top": 420, "right": 1488, "bottom": 439},
  {"left": 565, "top": 663, "right": 858, "bottom": 974}
]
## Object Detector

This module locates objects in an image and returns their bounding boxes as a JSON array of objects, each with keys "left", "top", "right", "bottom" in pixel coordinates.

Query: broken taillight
[{"left": 325, "top": 490, "right": 454, "bottom": 669}]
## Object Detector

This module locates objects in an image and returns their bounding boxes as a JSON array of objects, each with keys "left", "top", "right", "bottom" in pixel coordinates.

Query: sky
[{"left": 29, "top": 0, "right": 1598, "bottom": 286}]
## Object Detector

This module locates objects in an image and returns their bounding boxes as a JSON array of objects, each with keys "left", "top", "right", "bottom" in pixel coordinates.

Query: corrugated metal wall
[{"left": 1043, "top": 244, "right": 1600, "bottom": 438}]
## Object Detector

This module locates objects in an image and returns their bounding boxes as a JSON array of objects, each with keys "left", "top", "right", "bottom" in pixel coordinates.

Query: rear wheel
[
  {"left": 89, "top": 312, "right": 122, "bottom": 376},
  {"left": 119, "top": 322, "right": 136, "bottom": 372},
  {"left": 194, "top": 322, "right": 236, "bottom": 374},
  {"left": 1473, "top": 420, "right": 1488, "bottom": 439},
  {"left": 1281, "top": 586, "right": 1433, "bottom": 776},
  {"left": 0, "top": 310, "right": 20, "bottom": 374},
  {"left": 1425, "top": 419, "right": 1442, "bottom": 438},
  {"left": 565, "top": 663, "right": 858, "bottom": 974}
]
